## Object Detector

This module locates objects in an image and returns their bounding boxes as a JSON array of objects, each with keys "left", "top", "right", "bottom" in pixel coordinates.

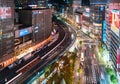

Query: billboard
[
  {"left": 111, "top": 9, "right": 120, "bottom": 36},
  {"left": 116, "top": 49, "right": 120, "bottom": 71},
  {"left": 19, "top": 28, "right": 29, "bottom": 37},
  {"left": 15, "top": 27, "right": 32, "bottom": 38},
  {"left": 0, "top": 7, "right": 12, "bottom": 19}
]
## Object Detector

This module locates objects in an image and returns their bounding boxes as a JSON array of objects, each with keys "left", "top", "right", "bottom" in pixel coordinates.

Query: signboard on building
[
  {"left": 15, "top": 27, "right": 32, "bottom": 38},
  {"left": 117, "top": 48, "right": 120, "bottom": 71},
  {"left": 0, "top": 7, "right": 12, "bottom": 19},
  {"left": 102, "top": 20, "right": 107, "bottom": 42},
  {"left": 111, "top": 9, "right": 120, "bottom": 36}
]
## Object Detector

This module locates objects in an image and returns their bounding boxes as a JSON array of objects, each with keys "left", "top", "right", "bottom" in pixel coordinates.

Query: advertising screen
[
  {"left": 111, "top": 10, "right": 120, "bottom": 36},
  {"left": 117, "top": 49, "right": 120, "bottom": 70},
  {"left": 19, "top": 28, "right": 29, "bottom": 37},
  {"left": 15, "top": 27, "right": 32, "bottom": 38},
  {"left": 0, "top": 7, "right": 12, "bottom": 19},
  {"left": 102, "top": 20, "right": 107, "bottom": 42}
]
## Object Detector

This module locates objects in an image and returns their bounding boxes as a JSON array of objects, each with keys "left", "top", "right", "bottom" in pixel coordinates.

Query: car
[{"left": 80, "top": 52, "right": 84, "bottom": 61}]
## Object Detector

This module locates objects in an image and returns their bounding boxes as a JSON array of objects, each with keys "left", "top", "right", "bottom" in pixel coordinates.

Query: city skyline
[{"left": 0, "top": 0, "right": 120, "bottom": 84}]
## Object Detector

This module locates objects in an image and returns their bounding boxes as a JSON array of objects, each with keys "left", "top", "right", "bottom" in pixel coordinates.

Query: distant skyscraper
[{"left": 37, "top": 0, "right": 48, "bottom": 7}]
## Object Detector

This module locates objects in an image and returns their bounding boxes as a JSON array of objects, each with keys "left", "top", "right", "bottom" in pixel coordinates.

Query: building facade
[
  {"left": 106, "top": 0, "right": 120, "bottom": 72},
  {"left": 0, "top": 0, "right": 16, "bottom": 68},
  {"left": 72, "top": 0, "right": 107, "bottom": 40},
  {"left": 90, "top": 4, "right": 106, "bottom": 40},
  {"left": 0, "top": 7, "right": 52, "bottom": 69},
  {"left": 18, "top": 8, "right": 52, "bottom": 44}
]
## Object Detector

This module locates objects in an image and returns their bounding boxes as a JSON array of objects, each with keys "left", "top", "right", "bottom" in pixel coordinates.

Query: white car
[{"left": 81, "top": 52, "right": 84, "bottom": 61}]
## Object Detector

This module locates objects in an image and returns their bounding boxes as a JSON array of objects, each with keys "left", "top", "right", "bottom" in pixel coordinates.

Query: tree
[
  {"left": 106, "top": 67, "right": 115, "bottom": 75},
  {"left": 79, "top": 41, "right": 82, "bottom": 45},
  {"left": 110, "top": 75, "right": 117, "bottom": 84}
]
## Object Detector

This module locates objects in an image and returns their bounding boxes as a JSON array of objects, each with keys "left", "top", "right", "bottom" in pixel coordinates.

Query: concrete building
[
  {"left": 18, "top": 8, "right": 52, "bottom": 44},
  {"left": 90, "top": 4, "right": 106, "bottom": 40},
  {"left": 72, "top": 0, "right": 107, "bottom": 40},
  {"left": 0, "top": 7, "right": 52, "bottom": 69},
  {"left": 0, "top": 0, "right": 15, "bottom": 68},
  {"left": 105, "top": 0, "right": 120, "bottom": 72}
]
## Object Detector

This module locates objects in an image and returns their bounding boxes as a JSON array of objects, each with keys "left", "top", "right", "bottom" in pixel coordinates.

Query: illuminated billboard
[
  {"left": 111, "top": 10, "right": 120, "bottom": 36},
  {"left": 102, "top": 20, "right": 107, "bottom": 42},
  {"left": 15, "top": 27, "right": 32, "bottom": 38},
  {"left": 0, "top": 7, "right": 12, "bottom": 19},
  {"left": 20, "top": 29, "right": 29, "bottom": 37},
  {"left": 117, "top": 49, "right": 120, "bottom": 71}
]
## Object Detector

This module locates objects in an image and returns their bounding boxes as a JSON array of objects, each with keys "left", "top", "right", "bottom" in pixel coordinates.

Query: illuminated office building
[
  {"left": 18, "top": 8, "right": 52, "bottom": 44},
  {"left": 72, "top": 0, "right": 82, "bottom": 28},
  {"left": 91, "top": 5, "right": 106, "bottom": 40},
  {"left": 81, "top": 1, "right": 107, "bottom": 40},
  {"left": 0, "top": 6, "right": 52, "bottom": 69},
  {"left": 14, "top": 8, "right": 52, "bottom": 64},
  {"left": 0, "top": 0, "right": 15, "bottom": 68},
  {"left": 106, "top": 0, "right": 120, "bottom": 71},
  {"left": 37, "top": 0, "right": 48, "bottom": 7},
  {"left": 81, "top": 7, "right": 91, "bottom": 34},
  {"left": 88, "top": 0, "right": 107, "bottom": 40}
]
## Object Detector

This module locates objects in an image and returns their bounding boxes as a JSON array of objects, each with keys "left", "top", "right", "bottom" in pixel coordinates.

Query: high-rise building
[
  {"left": 72, "top": 0, "right": 82, "bottom": 17},
  {"left": 0, "top": 6, "right": 52, "bottom": 69},
  {"left": 90, "top": 4, "right": 106, "bottom": 40},
  {"left": 106, "top": 0, "right": 120, "bottom": 72},
  {"left": 0, "top": 0, "right": 15, "bottom": 68},
  {"left": 72, "top": 0, "right": 82, "bottom": 28},
  {"left": 14, "top": 8, "right": 52, "bottom": 62},
  {"left": 81, "top": 7, "right": 91, "bottom": 34},
  {"left": 37, "top": 0, "right": 48, "bottom": 7},
  {"left": 18, "top": 8, "right": 52, "bottom": 44},
  {"left": 74, "top": 0, "right": 106, "bottom": 40}
]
